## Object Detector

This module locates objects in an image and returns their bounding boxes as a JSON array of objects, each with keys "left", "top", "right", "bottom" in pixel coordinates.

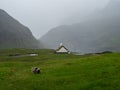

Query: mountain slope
[
  {"left": 40, "top": 0, "right": 120, "bottom": 53},
  {"left": 0, "top": 9, "right": 42, "bottom": 49}
]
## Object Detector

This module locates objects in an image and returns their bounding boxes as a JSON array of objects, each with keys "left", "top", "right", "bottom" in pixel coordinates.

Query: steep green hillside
[
  {"left": 0, "top": 49, "right": 120, "bottom": 90},
  {"left": 0, "top": 9, "right": 42, "bottom": 49}
]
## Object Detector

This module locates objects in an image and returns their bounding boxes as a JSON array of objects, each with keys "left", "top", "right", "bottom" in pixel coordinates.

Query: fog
[{"left": 0, "top": 0, "right": 109, "bottom": 38}]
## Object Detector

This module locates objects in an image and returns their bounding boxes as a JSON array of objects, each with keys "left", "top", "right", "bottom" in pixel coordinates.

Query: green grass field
[{"left": 0, "top": 49, "right": 120, "bottom": 90}]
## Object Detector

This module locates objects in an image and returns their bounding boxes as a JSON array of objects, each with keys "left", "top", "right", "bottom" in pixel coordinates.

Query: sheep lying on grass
[{"left": 32, "top": 67, "right": 41, "bottom": 74}]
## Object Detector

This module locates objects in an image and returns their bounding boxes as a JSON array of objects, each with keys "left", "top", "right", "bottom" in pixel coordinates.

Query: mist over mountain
[
  {"left": 0, "top": 9, "right": 42, "bottom": 49},
  {"left": 41, "top": 0, "right": 120, "bottom": 53}
]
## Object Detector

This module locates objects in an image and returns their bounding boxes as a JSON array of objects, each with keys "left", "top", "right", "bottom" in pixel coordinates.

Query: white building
[{"left": 55, "top": 43, "right": 70, "bottom": 54}]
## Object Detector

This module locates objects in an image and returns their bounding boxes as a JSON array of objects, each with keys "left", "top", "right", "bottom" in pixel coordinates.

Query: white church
[{"left": 55, "top": 43, "right": 70, "bottom": 54}]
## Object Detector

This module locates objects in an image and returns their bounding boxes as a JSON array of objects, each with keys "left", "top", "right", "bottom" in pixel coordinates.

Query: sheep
[{"left": 32, "top": 67, "right": 41, "bottom": 74}]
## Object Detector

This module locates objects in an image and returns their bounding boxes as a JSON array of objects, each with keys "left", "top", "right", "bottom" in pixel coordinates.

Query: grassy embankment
[{"left": 0, "top": 49, "right": 120, "bottom": 90}]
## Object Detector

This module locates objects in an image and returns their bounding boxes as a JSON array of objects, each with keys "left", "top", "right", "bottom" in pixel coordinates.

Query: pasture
[{"left": 0, "top": 49, "right": 120, "bottom": 90}]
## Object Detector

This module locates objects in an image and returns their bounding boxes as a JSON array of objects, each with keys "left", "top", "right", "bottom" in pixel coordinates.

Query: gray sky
[{"left": 0, "top": 0, "right": 109, "bottom": 38}]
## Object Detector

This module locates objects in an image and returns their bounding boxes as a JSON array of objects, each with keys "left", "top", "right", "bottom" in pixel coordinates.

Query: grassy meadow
[{"left": 0, "top": 49, "right": 120, "bottom": 90}]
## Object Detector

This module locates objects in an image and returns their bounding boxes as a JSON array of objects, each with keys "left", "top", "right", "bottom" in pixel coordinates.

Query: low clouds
[{"left": 0, "top": 0, "right": 109, "bottom": 38}]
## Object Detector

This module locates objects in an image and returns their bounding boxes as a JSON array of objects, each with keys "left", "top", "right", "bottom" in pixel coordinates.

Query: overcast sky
[{"left": 0, "top": 0, "right": 109, "bottom": 38}]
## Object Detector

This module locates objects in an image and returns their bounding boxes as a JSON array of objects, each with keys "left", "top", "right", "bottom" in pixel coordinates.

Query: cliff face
[
  {"left": 0, "top": 9, "right": 42, "bottom": 49},
  {"left": 40, "top": 0, "right": 120, "bottom": 53}
]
